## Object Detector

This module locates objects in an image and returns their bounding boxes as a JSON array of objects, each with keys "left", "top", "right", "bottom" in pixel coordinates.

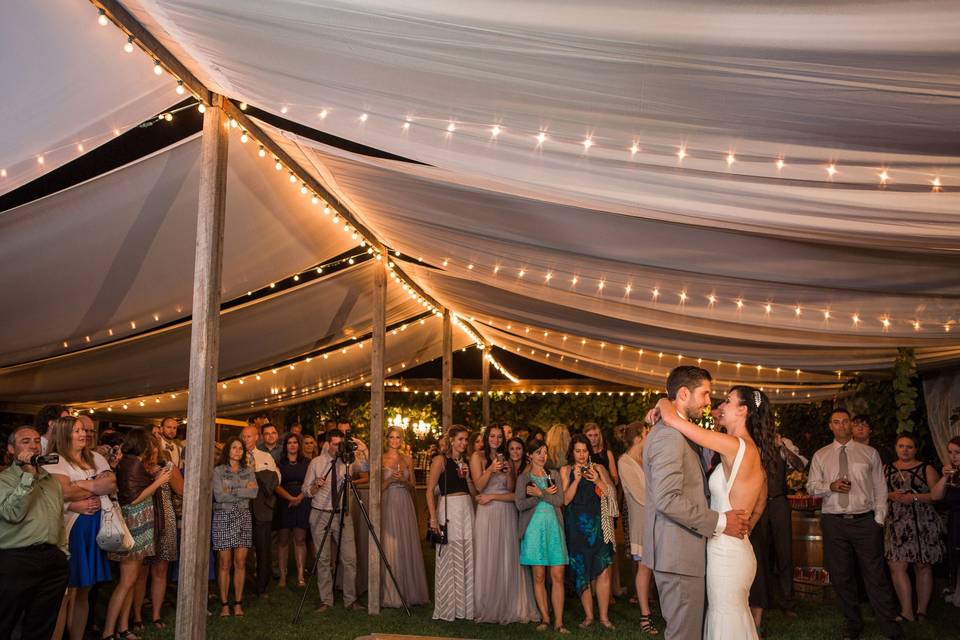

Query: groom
[{"left": 643, "top": 366, "right": 749, "bottom": 639}]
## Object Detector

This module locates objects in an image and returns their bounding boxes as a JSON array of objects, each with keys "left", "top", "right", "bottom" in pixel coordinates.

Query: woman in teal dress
[
  {"left": 516, "top": 441, "right": 569, "bottom": 633},
  {"left": 561, "top": 434, "right": 615, "bottom": 630}
]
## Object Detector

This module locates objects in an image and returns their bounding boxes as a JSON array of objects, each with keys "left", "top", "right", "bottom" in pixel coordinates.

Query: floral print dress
[
  {"left": 565, "top": 474, "right": 612, "bottom": 595},
  {"left": 884, "top": 463, "right": 945, "bottom": 564}
]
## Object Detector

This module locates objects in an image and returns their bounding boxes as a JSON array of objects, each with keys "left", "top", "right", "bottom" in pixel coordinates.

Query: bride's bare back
[{"left": 719, "top": 437, "right": 767, "bottom": 518}]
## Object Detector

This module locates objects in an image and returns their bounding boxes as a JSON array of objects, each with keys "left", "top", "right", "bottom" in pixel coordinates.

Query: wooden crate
[{"left": 794, "top": 578, "right": 834, "bottom": 603}]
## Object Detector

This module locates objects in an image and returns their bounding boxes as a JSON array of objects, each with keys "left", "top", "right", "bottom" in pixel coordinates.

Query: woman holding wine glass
[
  {"left": 427, "top": 426, "right": 476, "bottom": 621},
  {"left": 471, "top": 425, "right": 538, "bottom": 624},
  {"left": 381, "top": 427, "right": 429, "bottom": 607}
]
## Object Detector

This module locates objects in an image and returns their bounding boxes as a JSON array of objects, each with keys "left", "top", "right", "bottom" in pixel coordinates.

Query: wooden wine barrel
[{"left": 792, "top": 510, "right": 824, "bottom": 568}]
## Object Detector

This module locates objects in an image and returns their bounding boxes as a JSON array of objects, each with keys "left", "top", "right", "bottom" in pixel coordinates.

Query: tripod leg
[
  {"left": 348, "top": 480, "right": 412, "bottom": 615},
  {"left": 330, "top": 484, "right": 350, "bottom": 605}
]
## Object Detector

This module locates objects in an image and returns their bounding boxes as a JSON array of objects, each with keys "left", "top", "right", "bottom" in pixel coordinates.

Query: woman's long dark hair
[
  {"left": 281, "top": 431, "right": 304, "bottom": 463},
  {"left": 480, "top": 424, "right": 506, "bottom": 468},
  {"left": 566, "top": 433, "right": 592, "bottom": 465},
  {"left": 219, "top": 436, "right": 248, "bottom": 468},
  {"left": 729, "top": 385, "right": 777, "bottom": 476}
]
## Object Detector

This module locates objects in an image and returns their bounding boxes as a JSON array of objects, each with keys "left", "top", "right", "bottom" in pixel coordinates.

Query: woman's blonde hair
[
  {"left": 385, "top": 426, "right": 405, "bottom": 452},
  {"left": 47, "top": 415, "right": 94, "bottom": 469},
  {"left": 545, "top": 423, "right": 571, "bottom": 470}
]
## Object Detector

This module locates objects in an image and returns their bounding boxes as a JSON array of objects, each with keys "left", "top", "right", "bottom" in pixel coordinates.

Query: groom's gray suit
[{"left": 643, "top": 420, "right": 722, "bottom": 640}]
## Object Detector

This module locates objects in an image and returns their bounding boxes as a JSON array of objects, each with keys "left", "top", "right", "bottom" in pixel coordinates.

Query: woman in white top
[
  {"left": 617, "top": 422, "right": 658, "bottom": 635},
  {"left": 44, "top": 416, "right": 117, "bottom": 640}
]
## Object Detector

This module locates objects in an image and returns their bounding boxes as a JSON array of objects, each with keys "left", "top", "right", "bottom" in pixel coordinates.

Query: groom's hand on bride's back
[{"left": 722, "top": 509, "right": 749, "bottom": 538}]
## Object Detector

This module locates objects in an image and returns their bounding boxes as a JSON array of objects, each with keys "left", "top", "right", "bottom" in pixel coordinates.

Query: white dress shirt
[
  {"left": 807, "top": 439, "right": 887, "bottom": 525},
  {"left": 247, "top": 447, "right": 281, "bottom": 482}
]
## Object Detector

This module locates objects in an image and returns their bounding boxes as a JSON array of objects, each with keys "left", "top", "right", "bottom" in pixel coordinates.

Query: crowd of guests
[{"left": 0, "top": 401, "right": 958, "bottom": 640}]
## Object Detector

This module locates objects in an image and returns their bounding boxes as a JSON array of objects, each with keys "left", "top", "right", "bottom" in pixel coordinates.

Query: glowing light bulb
[
  {"left": 77, "top": 143, "right": 84, "bottom": 152},
  {"left": 536, "top": 132, "right": 547, "bottom": 145},
  {"left": 679, "top": 290, "right": 687, "bottom": 302},
  {"left": 878, "top": 170, "right": 890, "bottom": 184},
  {"left": 280, "top": 106, "right": 288, "bottom": 114},
  {"left": 311, "top": 195, "right": 319, "bottom": 205},
  {"left": 932, "top": 177, "right": 942, "bottom": 191},
  {"left": 652, "top": 288, "right": 659, "bottom": 299},
  {"left": 0, "top": 169, "right": 6, "bottom": 178},
  {"left": 240, "top": 131, "right": 249, "bottom": 143},
  {"left": 794, "top": 306, "right": 802, "bottom": 317},
  {"left": 677, "top": 146, "right": 687, "bottom": 161},
  {"left": 175, "top": 81, "right": 185, "bottom": 95},
  {"left": 163, "top": 112, "right": 173, "bottom": 122},
  {"left": 852, "top": 314, "right": 860, "bottom": 324},
  {"left": 153, "top": 60, "right": 163, "bottom": 75},
  {"left": 726, "top": 153, "right": 735, "bottom": 165},
  {"left": 630, "top": 142, "right": 640, "bottom": 155},
  {"left": 124, "top": 37, "right": 134, "bottom": 54},
  {"left": 258, "top": 145, "right": 266, "bottom": 158},
  {"left": 823, "top": 310, "right": 831, "bottom": 320},
  {"left": 775, "top": 158, "right": 785, "bottom": 170},
  {"left": 708, "top": 294, "right": 717, "bottom": 305},
  {"left": 881, "top": 317, "right": 891, "bottom": 329},
  {"left": 300, "top": 184, "right": 308, "bottom": 195},
  {"left": 491, "top": 125, "right": 501, "bottom": 137},
  {"left": 735, "top": 299, "right": 744, "bottom": 309},
  {"left": 826, "top": 163, "right": 837, "bottom": 178},
  {"left": 239, "top": 102, "right": 247, "bottom": 111},
  {"left": 274, "top": 159, "right": 282, "bottom": 171},
  {"left": 37, "top": 155, "right": 44, "bottom": 165},
  {"left": 323, "top": 205, "right": 331, "bottom": 215},
  {"left": 764, "top": 303, "right": 772, "bottom": 314},
  {"left": 402, "top": 121, "right": 410, "bottom": 130},
  {"left": 289, "top": 172, "right": 297, "bottom": 184},
  {"left": 319, "top": 109, "right": 328, "bottom": 119},
  {"left": 197, "top": 104, "right": 205, "bottom": 114},
  {"left": 98, "top": 9, "right": 108, "bottom": 26},
  {"left": 583, "top": 137, "right": 593, "bottom": 150},
  {"left": 229, "top": 119, "right": 238, "bottom": 129},
  {"left": 447, "top": 122, "right": 456, "bottom": 133},
  {"left": 359, "top": 113, "right": 368, "bottom": 122},
  {"left": 571, "top": 276, "right": 578, "bottom": 285}
]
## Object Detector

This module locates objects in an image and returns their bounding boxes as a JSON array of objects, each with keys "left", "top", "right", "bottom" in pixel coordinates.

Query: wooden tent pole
[
  {"left": 175, "top": 94, "right": 229, "bottom": 640},
  {"left": 481, "top": 350, "right": 491, "bottom": 427},
  {"left": 367, "top": 259, "right": 387, "bottom": 614},
  {"left": 442, "top": 310, "right": 453, "bottom": 430}
]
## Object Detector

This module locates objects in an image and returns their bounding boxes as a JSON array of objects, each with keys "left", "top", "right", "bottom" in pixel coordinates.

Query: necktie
[
  {"left": 838, "top": 444, "right": 849, "bottom": 509},
  {"left": 330, "top": 460, "right": 339, "bottom": 511}
]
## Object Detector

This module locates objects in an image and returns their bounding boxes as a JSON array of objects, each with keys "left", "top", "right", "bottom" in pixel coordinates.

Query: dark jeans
[
  {"left": 0, "top": 545, "right": 69, "bottom": 640},
  {"left": 821, "top": 513, "right": 903, "bottom": 639},
  {"left": 253, "top": 519, "right": 273, "bottom": 595}
]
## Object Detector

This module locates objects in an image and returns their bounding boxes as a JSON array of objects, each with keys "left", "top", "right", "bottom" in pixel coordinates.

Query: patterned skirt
[
  {"left": 212, "top": 508, "right": 253, "bottom": 550},
  {"left": 148, "top": 484, "right": 178, "bottom": 563},
  {"left": 432, "top": 494, "right": 475, "bottom": 621},
  {"left": 110, "top": 499, "right": 155, "bottom": 561}
]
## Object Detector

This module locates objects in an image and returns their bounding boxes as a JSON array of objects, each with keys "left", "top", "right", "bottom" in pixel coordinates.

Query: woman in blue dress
[
  {"left": 561, "top": 434, "right": 615, "bottom": 630},
  {"left": 517, "top": 440, "right": 569, "bottom": 633},
  {"left": 274, "top": 432, "right": 311, "bottom": 587},
  {"left": 45, "top": 416, "right": 116, "bottom": 640}
]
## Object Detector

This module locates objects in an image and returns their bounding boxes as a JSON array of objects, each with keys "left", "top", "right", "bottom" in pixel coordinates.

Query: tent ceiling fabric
[
  {"left": 121, "top": 0, "right": 960, "bottom": 248},
  {"left": 0, "top": 1, "right": 175, "bottom": 195},
  {"left": 0, "top": 262, "right": 425, "bottom": 405},
  {"left": 0, "top": 134, "right": 354, "bottom": 367},
  {"left": 81, "top": 311, "right": 465, "bottom": 417},
  {"left": 257, "top": 130, "right": 959, "bottom": 371}
]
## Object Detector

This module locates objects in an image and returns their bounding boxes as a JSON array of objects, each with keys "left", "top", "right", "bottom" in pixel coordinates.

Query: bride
[{"left": 650, "top": 385, "right": 777, "bottom": 640}]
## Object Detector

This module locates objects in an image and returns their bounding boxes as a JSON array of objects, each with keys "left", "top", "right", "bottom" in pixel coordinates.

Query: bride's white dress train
[{"left": 705, "top": 438, "right": 759, "bottom": 640}]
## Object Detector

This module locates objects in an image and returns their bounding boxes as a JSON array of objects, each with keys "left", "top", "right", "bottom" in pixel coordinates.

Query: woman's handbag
[
  {"left": 426, "top": 460, "right": 450, "bottom": 548},
  {"left": 96, "top": 495, "right": 134, "bottom": 553}
]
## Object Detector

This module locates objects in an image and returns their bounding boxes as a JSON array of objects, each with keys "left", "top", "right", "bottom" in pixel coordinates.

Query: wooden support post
[
  {"left": 367, "top": 259, "right": 387, "bottom": 614},
  {"left": 481, "top": 349, "right": 491, "bottom": 427},
  {"left": 175, "top": 94, "right": 229, "bottom": 640},
  {"left": 442, "top": 310, "right": 453, "bottom": 429}
]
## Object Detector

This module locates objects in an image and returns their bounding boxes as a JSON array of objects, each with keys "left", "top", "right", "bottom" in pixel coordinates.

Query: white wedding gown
[{"left": 705, "top": 438, "right": 759, "bottom": 640}]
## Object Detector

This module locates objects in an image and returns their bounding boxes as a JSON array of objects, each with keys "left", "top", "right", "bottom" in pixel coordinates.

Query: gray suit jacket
[
  {"left": 642, "top": 421, "right": 719, "bottom": 577},
  {"left": 515, "top": 469, "right": 564, "bottom": 539}
]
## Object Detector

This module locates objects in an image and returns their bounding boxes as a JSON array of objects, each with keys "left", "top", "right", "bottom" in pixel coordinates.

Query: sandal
[
  {"left": 536, "top": 623, "right": 550, "bottom": 631},
  {"left": 152, "top": 618, "right": 166, "bottom": 629},
  {"left": 130, "top": 621, "right": 144, "bottom": 633},
  {"left": 578, "top": 618, "right": 595, "bottom": 629},
  {"left": 219, "top": 600, "right": 231, "bottom": 618},
  {"left": 234, "top": 601, "right": 245, "bottom": 617},
  {"left": 116, "top": 631, "right": 140, "bottom": 640},
  {"left": 640, "top": 614, "right": 659, "bottom": 635},
  {"left": 554, "top": 626, "right": 570, "bottom": 634},
  {"left": 600, "top": 619, "right": 616, "bottom": 630}
]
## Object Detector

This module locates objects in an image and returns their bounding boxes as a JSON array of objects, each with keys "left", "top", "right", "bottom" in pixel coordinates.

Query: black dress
[
  {"left": 943, "top": 484, "right": 960, "bottom": 574},
  {"left": 274, "top": 457, "right": 310, "bottom": 530}
]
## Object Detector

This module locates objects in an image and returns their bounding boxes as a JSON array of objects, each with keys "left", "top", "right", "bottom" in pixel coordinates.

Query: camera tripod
[{"left": 293, "top": 458, "right": 411, "bottom": 622}]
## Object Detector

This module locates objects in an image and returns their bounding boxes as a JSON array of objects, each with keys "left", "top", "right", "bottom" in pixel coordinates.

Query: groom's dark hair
[{"left": 666, "top": 366, "right": 712, "bottom": 400}]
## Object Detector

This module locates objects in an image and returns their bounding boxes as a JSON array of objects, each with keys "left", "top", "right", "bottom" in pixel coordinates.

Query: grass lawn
[{"left": 135, "top": 576, "right": 958, "bottom": 640}]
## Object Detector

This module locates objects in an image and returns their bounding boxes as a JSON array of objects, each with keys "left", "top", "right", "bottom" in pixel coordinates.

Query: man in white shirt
[
  {"left": 807, "top": 409, "right": 902, "bottom": 640},
  {"left": 304, "top": 428, "right": 368, "bottom": 612},
  {"left": 157, "top": 417, "right": 183, "bottom": 470}
]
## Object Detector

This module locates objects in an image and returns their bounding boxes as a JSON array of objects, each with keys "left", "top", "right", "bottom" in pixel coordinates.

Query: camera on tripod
[{"left": 336, "top": 428, "right": 357, "bottom": 464}]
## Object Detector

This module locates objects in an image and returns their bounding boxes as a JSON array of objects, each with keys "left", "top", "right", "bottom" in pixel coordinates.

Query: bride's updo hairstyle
[{"left": 729, "top": 385, "right": 777, "bottom": 476}]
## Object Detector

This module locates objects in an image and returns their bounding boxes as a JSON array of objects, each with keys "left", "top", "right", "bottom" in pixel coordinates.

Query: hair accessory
[{"left": 753, "top": 390, "right": 762, "bottom": 408}]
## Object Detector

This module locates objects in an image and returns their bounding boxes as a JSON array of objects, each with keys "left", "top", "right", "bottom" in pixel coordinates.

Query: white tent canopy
[{"left": 1, "top": 0, "right": 959, "bottom": 413}]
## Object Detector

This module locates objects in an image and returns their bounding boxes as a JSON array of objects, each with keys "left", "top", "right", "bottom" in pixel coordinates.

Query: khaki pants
[{"left": 309, "top": 509, "right": 356, "bottom": 606}]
